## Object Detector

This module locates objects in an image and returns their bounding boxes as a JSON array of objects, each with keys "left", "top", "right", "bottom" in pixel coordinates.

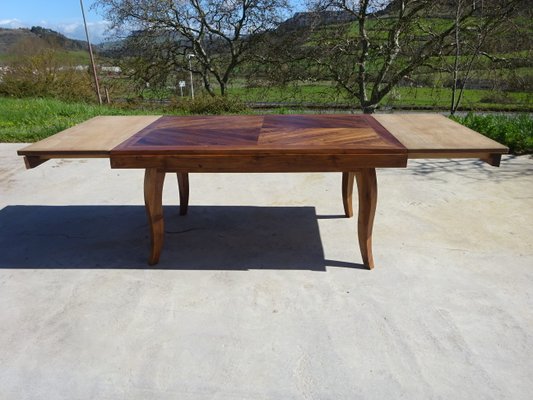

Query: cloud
[
  {"left": 0, "top": 19, "right": 25, "bottom": 29},
  {"left": 0, "top": 18, "right": 111, "bottom": 44},
  {"left": 53, "top": 20, "right": 111, "bottom": 44}
]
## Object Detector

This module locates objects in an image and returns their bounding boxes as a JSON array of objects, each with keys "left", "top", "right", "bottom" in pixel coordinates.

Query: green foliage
[
  {"left": 0, "top": 96, "right": 248, "bottom": 143},
  {"left": 0, "top": 49, "right": 95, "bottom": 102},
  {"left": 0, "top": 97, "right": 146, "bottom": 142},
  {"left": 451, "top": 113, "right": 533, "bottom": 154},
  {"left": 228, "top": 83, "right": 531, "bottom": 111},
  {"left": 170, "top": 95, "right": 249, "bottom": 115},
  {"left": 53, "top": 50, "right": 91, "bottom": 65}
]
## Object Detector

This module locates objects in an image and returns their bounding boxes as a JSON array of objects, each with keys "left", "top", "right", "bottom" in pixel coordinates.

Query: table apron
[{"left": 109, "top": 153, "right": 407, "bottom": 172}]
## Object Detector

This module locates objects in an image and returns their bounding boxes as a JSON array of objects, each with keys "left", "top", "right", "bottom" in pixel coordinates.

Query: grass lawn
[
  {"left": 227, "top": 83, "right": 532, "bottom": 111},
  {"left": 0, "top": 97, "right": 147, "bottom": 142},
  {"left": 0, "top": 50, "right": 91, "bottom": 65},
  {"left": 451, "top": 113, "right": 532, "bottom": 154}
]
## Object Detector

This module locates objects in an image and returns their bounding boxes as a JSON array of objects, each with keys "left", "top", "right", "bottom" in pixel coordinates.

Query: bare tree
[
  {"left": 448, "top": 0, "right": 526, "bottom": 114},
  {"left": 300, "top": 0, "right": 473, "bottom": 113},
  {"left": 96, "top": 0, "right": 290, "bottom": 96}
]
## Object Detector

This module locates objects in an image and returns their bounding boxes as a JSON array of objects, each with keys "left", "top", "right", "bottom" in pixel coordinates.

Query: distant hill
[
  {"left": 0, "top": 28, "right": 34, "bottom": 54},
  {"left": 279, "top": 11, "right": 355, "bottom": 30},
  {"left": 0, "top": 26, "right": 95, "bottom": 63},
  {"left": 379, "top": 0, "right": 532, "bottom": 17},
  {"left": 282, "top": 0, "right": 532, "bottom": 30},
  {"left": 3, "top": 1, "right": 528, "bottom": 63},
  {"left": 26, "top": 26, "right": 88, "bottom": 51}
]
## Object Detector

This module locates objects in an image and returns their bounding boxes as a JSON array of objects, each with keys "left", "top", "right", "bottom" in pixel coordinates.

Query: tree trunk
[
  {"left": 450, "top": 0, "right": 462, "bottom": 115},
  {"left": 202, "top": 73, "right": 216, "bottom": 97},
  {"left": 362, "top": 103, "right": 377, "bottom": 114},
  {"left": 219, "top": 81, "right": 226, "bottom": 96}
]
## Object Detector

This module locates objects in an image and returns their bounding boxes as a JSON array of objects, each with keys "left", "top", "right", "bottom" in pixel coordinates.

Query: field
[
  {"left": 102, "top": 79, "right": 532, "bottom": 112},
  {"left": 226, "top": 83, "right": 532, "bottom": 112},
  {"left": 0, "top": 97, "right": 143, "bottom": 142},
  {"left": 0, "top": 50, "right": 90, "bottom": 65}
]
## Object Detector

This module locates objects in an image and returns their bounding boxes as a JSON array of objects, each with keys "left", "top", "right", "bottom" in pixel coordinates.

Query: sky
[
  {"left": 0, "top": 0, "right": 110, "bottom": 43},
  {"left": 0, "top": 0, "right": 306, "bottom": 44}
]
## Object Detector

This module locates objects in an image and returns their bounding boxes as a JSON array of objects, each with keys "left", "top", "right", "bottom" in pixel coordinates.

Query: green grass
[
  {"left": 228, "top": 83, "right": 347, "bottom": 104},
  {"left": 228, "top": 83, "right": 532, "bottom": 111},
  {"left": 54, "top": 50, "right": 91, "bottom": 65},
  {"left": 0, "top": 50, "right": 91, "bottom": 65},
  {"left": 385, "top": 87, "right": 532, "bottom": 110},
  {"left": 0, "top": 96, "right": 250, "bottom": 142},
  {"left": 450, "top": 113, "right": 533, "bottom": 154},
  {"left": 0, "top": 97, "right": 148, "bottom": 142}
]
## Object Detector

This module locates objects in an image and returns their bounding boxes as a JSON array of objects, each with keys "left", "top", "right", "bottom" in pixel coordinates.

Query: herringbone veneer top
[{"left": 111, "top": 114, "right": 407, "bottom": 155}]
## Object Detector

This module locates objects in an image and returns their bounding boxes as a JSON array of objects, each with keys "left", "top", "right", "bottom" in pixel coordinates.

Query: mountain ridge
[{"left": 0, "top": 26, "right": 94, "bottom": 61}]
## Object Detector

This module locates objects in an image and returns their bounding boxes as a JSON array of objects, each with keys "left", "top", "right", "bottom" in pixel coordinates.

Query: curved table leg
[
  {"left": 342, "top": 172, "right": 355, "bottom": 218},
  {"left": 144, "top": 168, "right": 166, "bottom": 265},
  {"left": 177, "top": 172, "right": 189, "bottom": 216},
  {"left": 355, "top": 169, "right": 377, "bottom": 270}
]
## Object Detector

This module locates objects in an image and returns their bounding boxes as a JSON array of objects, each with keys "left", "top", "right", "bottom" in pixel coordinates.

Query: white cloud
[
  {"left": 0, "top": 18, "right": 25, "bottom": 29},
  {"left": 0, "top": 18, "right": 111, "bottom": 44},
  {"left": 61, "top": 23, "right": 81, "bottom": 34},
  {"left": 53, "top": 20, "right": 111, "bottom": 43}
]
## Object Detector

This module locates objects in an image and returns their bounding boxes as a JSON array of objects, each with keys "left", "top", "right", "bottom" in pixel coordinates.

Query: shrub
[
  {"left": 451, "top": 113, "right": 533, "bottom": 155},
  {"left": 0, "top": 49, "right": 95, "bottom": 102},
  {"left": 479, "top": 92, "right": 515, "bottom": 104},
  {"left": 170, "top": 95, "right": 249, "bottom": 114}
]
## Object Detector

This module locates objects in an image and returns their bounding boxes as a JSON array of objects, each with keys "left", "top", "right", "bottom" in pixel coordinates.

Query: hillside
[
  {"left": 0, "top": 27, "right": 93, "bottom": 64},
  {"left": 380, "top": 0, "right": 532, "bottom": 16}
]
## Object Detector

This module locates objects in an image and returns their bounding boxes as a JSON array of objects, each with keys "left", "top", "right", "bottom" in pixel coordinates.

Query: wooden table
[{"left": 18, "top": 114, "right": 508, "bottom": 269}]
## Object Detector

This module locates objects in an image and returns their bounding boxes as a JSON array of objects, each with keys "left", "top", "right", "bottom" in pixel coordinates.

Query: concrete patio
[{"left": 1, "top": 143, "right": 532, "bottom": 399}]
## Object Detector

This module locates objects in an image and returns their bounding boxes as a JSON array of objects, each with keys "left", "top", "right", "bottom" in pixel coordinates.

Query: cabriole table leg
[
  {"left": 177, "top": 172, "right": 189, "bottom": 216},
  {"left": 342, "top": 172, "right": 355, "bottom": 218},
  {"left": 355, "top": 168, "right": 377, "bottom": 269},
  {"left": 144, "top": 168, "right": 166, "bottom": 265}
]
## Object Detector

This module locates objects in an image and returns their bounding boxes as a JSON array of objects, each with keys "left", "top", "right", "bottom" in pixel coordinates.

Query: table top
[
  {"left": 19, "top": 115, "right": 162, "bottom": 156},
  {"left": 373, "top": 114, "right": 508, "bottom": 156},
  {"left": 111, "top": 114, "right": 406, "bottom": 155},
  {"left": 109, "top": 114, "right": 410, "bottom": 171},
  {"left": 18, "top": 113, "right": 508, "bottom": 170}
]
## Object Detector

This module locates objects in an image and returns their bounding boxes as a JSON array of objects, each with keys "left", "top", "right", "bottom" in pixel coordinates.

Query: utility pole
[
  {"left": 187, "top": 54, "right": 195, "bottom": 99},
  {"left": 80, "top": 0, "right": 102, "bottom": 105}
]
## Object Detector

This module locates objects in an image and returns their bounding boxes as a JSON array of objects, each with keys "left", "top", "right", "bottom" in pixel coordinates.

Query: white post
[{"left": 187, "top": 54, "right": 195, "bottom": 99}]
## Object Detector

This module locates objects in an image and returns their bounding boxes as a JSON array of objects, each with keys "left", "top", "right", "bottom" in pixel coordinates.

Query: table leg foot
[
  {"left": 144, "top": 168, "right": 165, "bottom": 265},
  {"left": 177, "top": 172, "right": 189, "bottom": 216},
  {"left": 355, "top": 169, "right": 377, "bottom": 269},
  {"left": 342, "top": 172, "right": 355, "bottom": 218}
]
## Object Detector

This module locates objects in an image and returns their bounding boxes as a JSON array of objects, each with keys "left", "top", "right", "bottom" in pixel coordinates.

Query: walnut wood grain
[
  {"left": 122, "top": 115, "right": 406, "bottom": 268},
  {"left": 355, "top": 169, "right": 377, "bottom": 269},
  {"left": 177, "top": 172, "right": 189, "bottom": 216},
  {"left": 110, "top": 153, "right": 407, "bottom": 171},
  {"left": 342, "top": 172, "right": 355, "bottom": 218},
  {"left": 23, "top": 155, "right": 49, "bottom": 169},
  {"left": 113, "top": 114, "right": 407, "bottom": 154},
  {"left": 144, "top": 168, "right": 166, "bottom": 265},
  {"left": 110, "top": 115, "right": 407, "bottom": 151},
  {"left": 110, "top": 114, "right": 408, "bottom": 171}
]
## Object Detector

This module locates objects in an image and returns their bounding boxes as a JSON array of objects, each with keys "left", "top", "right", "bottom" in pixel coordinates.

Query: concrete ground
[{"left": 1, "top": 143, "right": 532, "bottom": 399}]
